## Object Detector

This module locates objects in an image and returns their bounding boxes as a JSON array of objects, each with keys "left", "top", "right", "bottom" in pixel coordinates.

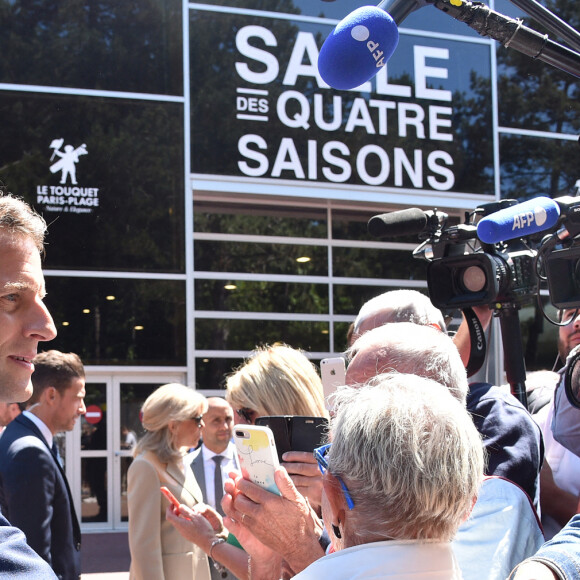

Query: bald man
[{"left": 189, "top": 397, "right": 240, "bottom": 580}]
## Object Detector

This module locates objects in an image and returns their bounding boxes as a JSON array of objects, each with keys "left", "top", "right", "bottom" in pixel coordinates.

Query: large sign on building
[{"left": 190, "top": 9, "right": 494, "bottom": 196}]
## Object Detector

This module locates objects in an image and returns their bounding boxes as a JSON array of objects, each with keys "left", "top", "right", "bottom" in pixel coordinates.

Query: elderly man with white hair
[
  {"left": 349, "top": 288, "right": 447, "bottom": 345},
  {"left": 348, "top": 290, "right": 542, "bottom": 509},
  {"left": 346, "top": 322, "right": 544, "bottom": 580},
  {"left": 346, "top": 321, "right": 468, "bottom": 404}
]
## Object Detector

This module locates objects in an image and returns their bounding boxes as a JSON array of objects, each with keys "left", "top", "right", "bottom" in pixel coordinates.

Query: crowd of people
[{"left": 1, "top": 188, "right": 580, "bottom": 579}]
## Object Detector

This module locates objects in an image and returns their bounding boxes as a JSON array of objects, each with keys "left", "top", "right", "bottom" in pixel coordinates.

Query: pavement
[{"left": 80, "top": 531, "right": 130, "bottom": 579}]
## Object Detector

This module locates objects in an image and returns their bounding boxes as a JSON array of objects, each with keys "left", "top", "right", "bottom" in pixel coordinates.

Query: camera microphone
[
  {"left": 477, "top": 196, "right": 561, "bottom": 244},
  {"left": 318, "top": 6, "right": 399, "bottom": 90},
  {"left": 368, "top": 208, "right": 431, "bottom": 238}
]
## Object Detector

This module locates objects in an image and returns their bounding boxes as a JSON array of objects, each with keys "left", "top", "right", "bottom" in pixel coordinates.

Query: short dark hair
[
  {"left": 28, "top": 350, "right": 85, "bottom": 404},
  {"left": 0, "top": 190, "right": 47, "bottom": 254}
]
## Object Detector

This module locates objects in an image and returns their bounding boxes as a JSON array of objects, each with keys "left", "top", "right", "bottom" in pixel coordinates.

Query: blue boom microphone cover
[
  {"left": 318, "top": 6, "right": 399, "bottom": 90},
  {"left": 477, "top": 196, "right": 560, "bottom": 244}
]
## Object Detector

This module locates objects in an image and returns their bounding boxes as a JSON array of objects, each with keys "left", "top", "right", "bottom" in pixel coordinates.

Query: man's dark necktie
[
  {"left": 51, "top": 441, "right": 63, "bottom": 468},
  {"left": 212, "top": 455, "right": 225, "bottom": 516}
]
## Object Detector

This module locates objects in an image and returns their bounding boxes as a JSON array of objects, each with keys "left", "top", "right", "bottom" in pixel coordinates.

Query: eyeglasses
[
  {"left": 236, "top": 408, "right": 255, "bottom": 424},
  {"left": 192, "top": 415, "right": 204, "bottom": 425},
  {"left": 313, "top": 443, "right": 354, "bottom": 510}
]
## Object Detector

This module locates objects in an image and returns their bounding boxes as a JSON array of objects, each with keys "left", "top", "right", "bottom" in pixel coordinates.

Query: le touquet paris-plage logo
[{"left": 36, "top": 138, "right": 100, "bottom": 215}]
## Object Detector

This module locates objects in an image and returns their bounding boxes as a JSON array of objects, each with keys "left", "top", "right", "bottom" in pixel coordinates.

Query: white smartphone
[
  {"left": 320, "top": 357, "right": 346, "bottom": 411},
  {"left": 233, "top": 425, "right": 281, "bottom": 496}
]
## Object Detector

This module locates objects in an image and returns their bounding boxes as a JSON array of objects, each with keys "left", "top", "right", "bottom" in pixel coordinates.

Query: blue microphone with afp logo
[
  {"left": 477, "top": 196, "right": 561, "bottom": 244},
  {"left": 318, "top": 6, "right": 399, "bottom": 90}
]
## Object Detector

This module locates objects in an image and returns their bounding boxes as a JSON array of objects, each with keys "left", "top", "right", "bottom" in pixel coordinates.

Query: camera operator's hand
[
  {"left": 281, "top": 451, "right": 323, "bottom": 510},
  {"left": 453, "top": 305, "right": 492, "bottom": 373}
]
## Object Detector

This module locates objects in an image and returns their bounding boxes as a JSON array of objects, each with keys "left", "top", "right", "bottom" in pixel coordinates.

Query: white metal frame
[{"left": 70, "top": 370, "right": 186, "bottom": 533}]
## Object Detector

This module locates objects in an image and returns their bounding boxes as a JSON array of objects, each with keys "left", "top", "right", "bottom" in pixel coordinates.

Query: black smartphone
[{"left": 255, "top": 415, "right": 328, "bottom": 462}]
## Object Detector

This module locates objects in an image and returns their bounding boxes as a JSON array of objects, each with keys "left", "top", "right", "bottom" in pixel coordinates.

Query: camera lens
[{"left": 461, "top": 265, "right": 487, "bottom": 292}]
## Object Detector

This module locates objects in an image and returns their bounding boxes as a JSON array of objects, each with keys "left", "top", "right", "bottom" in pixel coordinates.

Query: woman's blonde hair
[
  {"left": 133, "top": 383, "right": 208, "bottom": 463},
  {"left": 226, "top": 344, "right": 327, "bottom": 418}
]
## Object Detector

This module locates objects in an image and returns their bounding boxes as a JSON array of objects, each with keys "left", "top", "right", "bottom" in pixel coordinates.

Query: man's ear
[
  {"left": 42, "top": 386, "right": 58, "bottom": 405},
  {"left": 322, "top": 471, "right": 346, "bottom": 526}
]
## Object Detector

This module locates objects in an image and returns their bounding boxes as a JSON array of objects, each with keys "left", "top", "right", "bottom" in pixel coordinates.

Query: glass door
[
  {"left": 79, "top": 380, "right": 109, "bottom": 526},
  {"left": 113, "top": 379, "right": 167, "bottom": 527},
  {"left": 74, "top": 372, "right": 185, "bottom": 531}
]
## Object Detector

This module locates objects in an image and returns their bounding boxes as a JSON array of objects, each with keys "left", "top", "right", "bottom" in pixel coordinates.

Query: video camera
[
  {"left": 368, "top": 189, "right": 580, "bottom": 313},
  {"left": 368, "top": 189, "right": 580, "bottom": 407}
]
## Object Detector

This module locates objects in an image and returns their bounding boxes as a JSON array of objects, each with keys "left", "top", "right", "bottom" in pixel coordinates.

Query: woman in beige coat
[{"left": 128, "top": 383, "right": 211, "bottom": 580}]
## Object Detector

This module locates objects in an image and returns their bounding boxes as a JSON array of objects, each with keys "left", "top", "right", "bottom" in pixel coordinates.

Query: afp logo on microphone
[
  {"left": 511, "top": 205, "right": 549, "bottom": 232},
  {"left": 350, "top": 23, "right": 387, "bottom": 69},
  {"left": 318, "top": 6, "right": 399, "bottom": 91}
]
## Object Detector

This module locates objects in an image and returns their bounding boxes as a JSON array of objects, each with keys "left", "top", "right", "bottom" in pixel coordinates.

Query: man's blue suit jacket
[
  {"left": 0, "top": 414, "right": 81, "bottom": 579},
  {"left": 0, "top": 513, "right": 57, "bottom": 578}
]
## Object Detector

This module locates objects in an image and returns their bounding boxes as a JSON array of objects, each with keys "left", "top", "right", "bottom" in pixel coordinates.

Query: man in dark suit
[
  {"left": 0, "top": 350, "right": 86, "bottom": 579},
  {"left": 0, "top": 191, "right": 58, "bottom": 578},
  {"left": 190, "top": 397, "right": 240, "bottom": 580}
]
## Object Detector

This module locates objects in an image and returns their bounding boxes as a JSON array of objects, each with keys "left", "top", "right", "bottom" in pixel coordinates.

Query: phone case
[
  {"left": 233, "top": 425, "right": 281, "bottom": 495},
  {"left": 289, "top": 416, "right": 328, "bottom": 454},
  {"left": 160, "top": 486, "right": 180, "bottom": 509},
  {"left": 320, "top": 357, "right": 346, "bottom": 411},
  {"left": 255, "top": 415, "right": 329, "bottom": 462}
]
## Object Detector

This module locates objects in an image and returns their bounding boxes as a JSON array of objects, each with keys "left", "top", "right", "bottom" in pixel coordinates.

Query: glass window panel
[
  {"left": 333, "top": 247, "right": 426, "bottom": 280},
  {"left": 196, "top": 355, "right": 325, "bottom": 391},
  {"left": 332, "top": 208, "right": 432, "bottom": 243},
  {"left": 117, "top": 381, "right": 162, "bottom": 522},
  {"left": 332, "top": 208, "right": 380, "bottom": 242},
  {"left": 0, "top": 93, "right": 184, "bottom": 272},
  {"left": 120, "top": 456, "right": 132, "bottom": 522},
  {"left": 119, "top": 383, "right": 160, "bottom": 447},
  {"left": 334, "top": 321, "right": 353, "bottom": 353},
  {"left": 193, "top": 1, "right": 485, "bottom": 36},
  {"left": 195, "top": 241, "right": 328, "bottom": 275},
  {"left": 195, "top": 280, "right": 329, "bottom": 313},
  {"left": 0, "top": 0, "right": 183, "bottom": 95},
  {"left": 53, "top": 433, "right": 67, "bottom": 470},
  {"left": 196, "top": 357, "right": 245, "bottom": 390},
  {"left": 195, "top": 319, "right": 330, "bottom": 352},
  {"left": 44, "top": 278, "right": 186, "bottom": 366},
  {"left": 332, "top": 209, "right": 462, "bottom": 243},
  {"left": 494, "top": 0, "right": 526, "bottom": 19},
  {"left": 333, "top": 284, "right": 428, "bottom": 316},
  {"left": 499, "top": 135, "right": 578, "bottom": 200},
  {"left": 190, "top": 11, "right": 494, "bottom": 194},
  {"left": 81, "top": 457, "right": 108, "bottom": 523},
  {"left": 80, "top": 380, "right": 109, "bottom": 523},
  {"left": 194, "top": 201, "right": 327, "bottom": 237},
  {"left": 81, "top": 383, "right": 107, "bottom": 452},
  {"left": 497, "top": 35, "right": 579, "bottom": 134}
]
